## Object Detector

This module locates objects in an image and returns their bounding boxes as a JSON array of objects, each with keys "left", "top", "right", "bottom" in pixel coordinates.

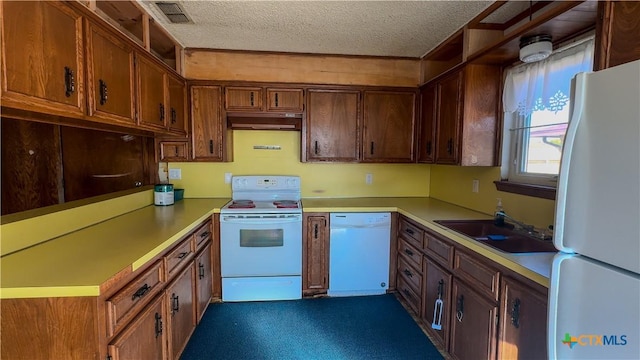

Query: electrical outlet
[
  {"left": 472, "top": 179, "right": 479, "bottom": 193},
  {"left": 169, "top": 168, "right": 182, "bottom": 180},
  {"left": 366, "top": 173, "right": 373, "bottom": 185},
  {"left": 224, "top": 173, "right": 232, "bottom": 184}
]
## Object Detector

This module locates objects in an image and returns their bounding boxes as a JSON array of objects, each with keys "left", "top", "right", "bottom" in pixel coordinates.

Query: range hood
[{"left": 227, "top": 112, "right": 302, "bottom": 131}]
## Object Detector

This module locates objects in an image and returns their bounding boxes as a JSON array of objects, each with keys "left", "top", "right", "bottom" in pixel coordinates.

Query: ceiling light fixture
[{"left": 519, "top": 34, "right": 552, "bottom": 63}]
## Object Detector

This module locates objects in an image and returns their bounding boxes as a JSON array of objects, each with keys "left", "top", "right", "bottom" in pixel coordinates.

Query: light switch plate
[
  {"left": 366, "top": 173, "right": 373, "bottom": 185},
  {"left": 472, "top": 179, "right": 479, "bottom": 193},
  {"left": 169, "top": 168, "right": 182, "bottom": 180}
]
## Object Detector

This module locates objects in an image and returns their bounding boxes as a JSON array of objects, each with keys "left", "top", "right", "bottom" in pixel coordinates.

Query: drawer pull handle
[
  {"left": 171, "top": 108, "right": 177, "bottom": 124},
  {"left": 132, "top": 283, "right": 151, "bottom": 301},
  {"left": 426, "top": 140, "right": 432, "bottom": 155},
  {"left": 404, "top": 248, "right": 414, "bottom": 257},
  {"left": 250, "top": 92, "right": 254, "bottom": 106},
  {"left": 405, "top": 228, "right": 415, "bottom": 235},
  {"left": 275, "top": 93, "right": 279, "bottom": 107},
  {"left": 177, "top": 252, "right": 189, "bottom": 259},
  {"left": 199, "top": 262, "right": 205, "bottom": 279},
  {"left": 402, "top": 288, "right": 413, "bottom": 300},
  {"left": 209, "top": 140, "right": 214, "bottom": 154},
  {"left": 200, "top": 231, "right": 210, "bottom": 239},
  {"left": 159, "top": 103, "right": 165, "bottom": 122},
  {"left": 99, "top": 79, "right": 108, "bottom": 105},
  {"left": 456, "top": 294, "right": 464, "bottom": 322},
  {"left": 447, "top": 138, "right": 453, "bottom": 155},
  {"left": 370, "top": 141, "right": 374, "bottom": 155},
  {"left": 171, "top": 293, "right": 180, "bottom": 314},
  {"left": 403, "top": 269, "right": 413, "bottom": 278},
  {"left": 154, "top": 313, "right": 163, "bottom": 338},
  {"left": 314, "top": 141, "right": 319, "bottom": 155},
  {"left": 511, "top": 298, "right": 521, "bottom": 328},
  {"left": 314, "top": 224, "right": 319, "bottom": 239}
]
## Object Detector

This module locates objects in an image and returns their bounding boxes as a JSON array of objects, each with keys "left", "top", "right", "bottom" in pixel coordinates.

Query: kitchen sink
[{"left": 434, "top": 219, "right": 557, "bottom": 253}]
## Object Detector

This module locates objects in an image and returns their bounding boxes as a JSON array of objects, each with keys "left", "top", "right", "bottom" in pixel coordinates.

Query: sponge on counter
[{"left": 486, "top": 234, "right": 507, "bottom": 241}]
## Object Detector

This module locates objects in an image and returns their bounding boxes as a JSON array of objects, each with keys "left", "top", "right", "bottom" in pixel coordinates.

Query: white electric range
[{"left": 219, "top": 176, "right": 302, "bottom": 302}]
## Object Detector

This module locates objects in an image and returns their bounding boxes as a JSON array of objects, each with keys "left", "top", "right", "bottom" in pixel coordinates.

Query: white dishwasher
[{"left": 328, "top": 212, "right": 391, "bottom": 297}]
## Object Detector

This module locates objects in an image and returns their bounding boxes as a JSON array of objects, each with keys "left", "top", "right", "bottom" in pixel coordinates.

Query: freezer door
[
  {"left": 548, "top": 253, "right": 640, "bottom": 359},
  {"left": 555, "top": 60, "right": 640, "bottom": 274}
]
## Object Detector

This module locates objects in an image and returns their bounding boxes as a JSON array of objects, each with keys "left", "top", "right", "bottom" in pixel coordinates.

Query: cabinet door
[
  {"left": 107, "top": 294, "right": 166, "bottom": 360},
  {"left": 595, "top": 1, "right": 640, "bottom": 70},
  {"left": 435, "top": 71, "right": 462, "bottom": 164},
  {"left": 136, "top": 55, "right": 167, "bottom": 130},
  {"left": 303, "top": 215, "right": 329, "bottom": 294},
  {"left": 418, "top": 84, "right": 437, "bottom": 163},
  {"left": 195, "top": 243, "right": 213, "bottom": 322},
  {"left": 306, "top": 90, "right": 360, "bottom": 162},
  {"left": 166, "top": 263, "right": 196, "bottom": 360},
  {"left": 363, "top": 91, "right": 416, "bottom": 162},
  {"left": 225, "top": 87, "right": 263, "bottom": 111},
  {"left": 449, "top": 279, "right": 498, "bottom": 360},
  {"left": 159, "top": 141, "right": 189, "bottom": 162},
  {"left": 421, "top": 256, "right": 452, "bottom": 352},
  {"left": 498, "top": 277, "right": 548, "bottom": 360},
  {"left": 168, "top": 75, "right": 188, "bottom": 135},
  {"left": 266, "top": 88, "right": 304, "bottom": 112},
  {"left": 191, "top": 86, "right": 224, "bottom": 161},
  {"left": 86, "top": 21, "right": 136, "bottom": 125},
  {"left": 1, "top": 1, "right": 84, "bottom": 116}
]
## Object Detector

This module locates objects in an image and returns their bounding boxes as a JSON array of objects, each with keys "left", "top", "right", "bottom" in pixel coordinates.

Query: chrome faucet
[{"left": 496, "top": 211, "right": 536, "bottom": 234}]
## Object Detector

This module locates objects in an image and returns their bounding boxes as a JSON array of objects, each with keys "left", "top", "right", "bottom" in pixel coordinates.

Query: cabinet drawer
[
  {"left": 454, "top": 250, "right": 500, "bottom": 301},
  {"left": 398, "top": 238, "right": 422, "bottom": 271},
  {"left": 397, "top": 276, "right": 421, "bottom": 314},
  {"left": 225, "top": 87, "right": 263, "bottom": 111},
  {"left": 424, "top": 230, "right": 455, "bottom": 270},
  {"left": 266, "top": 88, "right": 304, "bottom": 112},
  {"left": 194, "top": 220, "right": 212, "bottom": 251},
  {"left": 106, "top": 260, "right": 164, "bottom": 337},
  {"left": 399, "top": 218, "right": 424, "bottom": 249},
  {"left": 397, "top": 257, "right": 422, "bottom": 294},
  {"left": 166, "top": 237, "right": 195, "bottom": 279}
]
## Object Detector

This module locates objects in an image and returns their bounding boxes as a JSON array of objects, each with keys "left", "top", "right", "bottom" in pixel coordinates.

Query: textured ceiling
[{"left": 139, "top": 0, "right": 496, "bottom": 58}]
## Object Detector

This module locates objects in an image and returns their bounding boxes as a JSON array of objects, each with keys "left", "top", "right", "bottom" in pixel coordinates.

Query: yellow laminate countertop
[
  {"left": 0, "top": 199, "right": 230, "bottom": 299},
  {"left": 303, "top": 197, "right": 554, "bottom": 288}
]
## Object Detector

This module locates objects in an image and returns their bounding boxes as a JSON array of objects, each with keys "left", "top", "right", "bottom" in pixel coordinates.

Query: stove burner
[
  {"left": 228, "top": 200, "right": 256, "bottom": 208},
  {"left": 274, "top": 200, "right": 299, "bottom": 209}
]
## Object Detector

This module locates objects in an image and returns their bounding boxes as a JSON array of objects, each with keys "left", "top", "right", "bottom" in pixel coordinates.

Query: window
[{"left": 501, "top": 37, "right": 594, "bottom": 189}]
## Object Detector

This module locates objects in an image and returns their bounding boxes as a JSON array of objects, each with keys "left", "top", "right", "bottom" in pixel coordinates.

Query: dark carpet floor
[{"left": 181, "top": 294, "right": 444, "bottom": 360}]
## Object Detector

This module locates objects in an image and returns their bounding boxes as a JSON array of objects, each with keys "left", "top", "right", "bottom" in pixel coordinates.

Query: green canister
[{"left": 154, "top": 184, "right": 174, "bottom": 206}]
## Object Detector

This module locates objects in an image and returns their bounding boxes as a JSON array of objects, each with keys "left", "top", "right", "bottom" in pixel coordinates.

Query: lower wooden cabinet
[
  {"left": 166, "top": 263, "right": 196, "bottom": 359},
  {"left": 498, "top": 277, "right": 548, "bottom": 360},
  {"left": 303, "top": 213, "right": 329, "bottom": 295},
  {"left": 449, "top": 278, "right": 498, "bottom": 360},
  {"left": 195, "top": 242, "right": 213, "bottom": 322},
  {"left": 108, "top": 294, "right": 167, "bottom": 360},
  {"left": 421, "top": 256, "right": 452, "bottom": 351}
]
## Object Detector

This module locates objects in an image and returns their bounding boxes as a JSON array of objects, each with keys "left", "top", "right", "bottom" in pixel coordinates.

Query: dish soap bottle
[{"left": 494, "top": 198, "right": 505, "bottom": 226}]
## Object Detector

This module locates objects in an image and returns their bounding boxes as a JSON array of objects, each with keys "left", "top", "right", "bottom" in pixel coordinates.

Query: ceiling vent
[{"left": 155, "top": 2, "right": 192, "bottom": 24}]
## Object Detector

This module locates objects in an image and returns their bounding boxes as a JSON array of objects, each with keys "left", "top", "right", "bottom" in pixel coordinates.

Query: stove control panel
[{"left": 232, "top": 176, "right": 300, "bottom": 191}]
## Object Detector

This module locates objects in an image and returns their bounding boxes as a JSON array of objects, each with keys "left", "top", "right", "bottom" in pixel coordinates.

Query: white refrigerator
[{"left": 548, "top": 59, "right": 640, "bottom": 359}]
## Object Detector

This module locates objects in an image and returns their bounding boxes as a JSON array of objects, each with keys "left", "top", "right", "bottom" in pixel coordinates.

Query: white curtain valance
[{"left": 503, "top": 38, "right": 594, "bottom": 116}]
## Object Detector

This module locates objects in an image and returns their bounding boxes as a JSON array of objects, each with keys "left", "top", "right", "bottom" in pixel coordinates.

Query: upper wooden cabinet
[
  {"left": 136, "top": 54, "right": 167, "bottom": 131},
  {"left": 362, "top": 91, "right": 416, "bottom": 163},
  {"left": 85, "top": 20, "right": 136, "bottom": 125},
  {"left": 595, "top": 1, "right": 640, "bottom": 70},
  {"left": 190, "top": 85, "right": 227, "bottom": 161},
  {"left": 225, "top": 87, "right": 263, "bottom": 111},
  {"left": 430, "top": 64, "right": 500, "bottom": 166},
  {"left": 418, "top": 84, "right": 437, "bottom": 163},
  {"left": 266, "top": 88, "right": 304, "bottom": 112},
  {"left": 1, "top": 1, "right": 85, "bottom": 117},
  {"left": 168, "top": 75, "right": 188, "bottom": 135},
  {"left": 305, "top": 89, "right": 360, "bottom": 162}
]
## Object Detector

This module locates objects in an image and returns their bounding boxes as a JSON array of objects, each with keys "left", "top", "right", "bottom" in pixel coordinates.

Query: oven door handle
[{"left": 221, "top": 217, "right": 301, "bottom": 225}]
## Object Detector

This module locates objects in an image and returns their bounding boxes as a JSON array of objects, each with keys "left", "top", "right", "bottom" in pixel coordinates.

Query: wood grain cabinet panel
[
  {"left": 159, "top": 141, "right": 189, "bottom": 162},
  {"left": 399, "top": 218, "right": 424, "bottom": 249},
  {"left": 498, "top": 277, "right": 548, "bottom": 360},
  {"left": 596, "top": 1, "right": 640, "bottom": 70},
  {"left": 449, "top": 278, "right": 498, "bottom": 360},
  {"left": 165, "top": 237, "right": 195, "bottom": 279},
  {"left": 435, "top": 71, "right": 462, "bottom": 164},
  {"left": 190, "top": 85, "right": 225, "bottom": 161},
  {"left": 225, "top": 87, "right": 263, "bottom": 111},
  {"left": 195, "top": 242, "right": 213, "bottom": 323},
  {"left": 398, "top": 256, "right": 422, "bottom": 295},
  {"left": 303, "top": 214, "right": 329, "bottom": 295},
  {"left": 397, "top": 275, "right": 421, "bottom": 314},
  {"left": 136, "top": 54, "right": 168, "bottom": 130},
  {"left": 421, "top": 256, "right": 453, "bottom": 352},
  {"left": 266, "top": 88, "right": 304, "bottom": 112},
  {"left": 1, "top": 1, "right": 85, "bottom": 116},
  {"left": 107, "top": 294, "right": 167, "bottom": 360},
  {"left": 453, "top": 250, "right": 500, "bottom": 302},
  {"left": 168, "top": 74, "right": 188, "bottom": 135},
  {"left": 424, "top": 230, "right": 455, "bottom": 270},
  {"left": 166, "top": 263, "right": 197, "bottom": 360},
  {"left": 398, "top": 238, "right": 422, "bottom": 272},
  {"left": 362, "top": 91, "right": 416, "bottom": 162},
  {"left": 85, "top": 20, "right": 136, "bottom": 125},
  {"left": 305, "top": 89, "right": 360, "bottom": 162},
  {"left": 418, "top": 84, "right": 437, "bottom": 163}
]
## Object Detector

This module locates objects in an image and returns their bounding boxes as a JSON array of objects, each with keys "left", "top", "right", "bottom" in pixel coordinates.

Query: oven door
[{"left": 220, "top": 214, "right": 302, "bottom": 277}]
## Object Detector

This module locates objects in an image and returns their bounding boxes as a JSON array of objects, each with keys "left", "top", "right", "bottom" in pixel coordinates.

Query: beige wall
[{"left": 184, "top": 50, "right": 420, "bottom": 87}]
